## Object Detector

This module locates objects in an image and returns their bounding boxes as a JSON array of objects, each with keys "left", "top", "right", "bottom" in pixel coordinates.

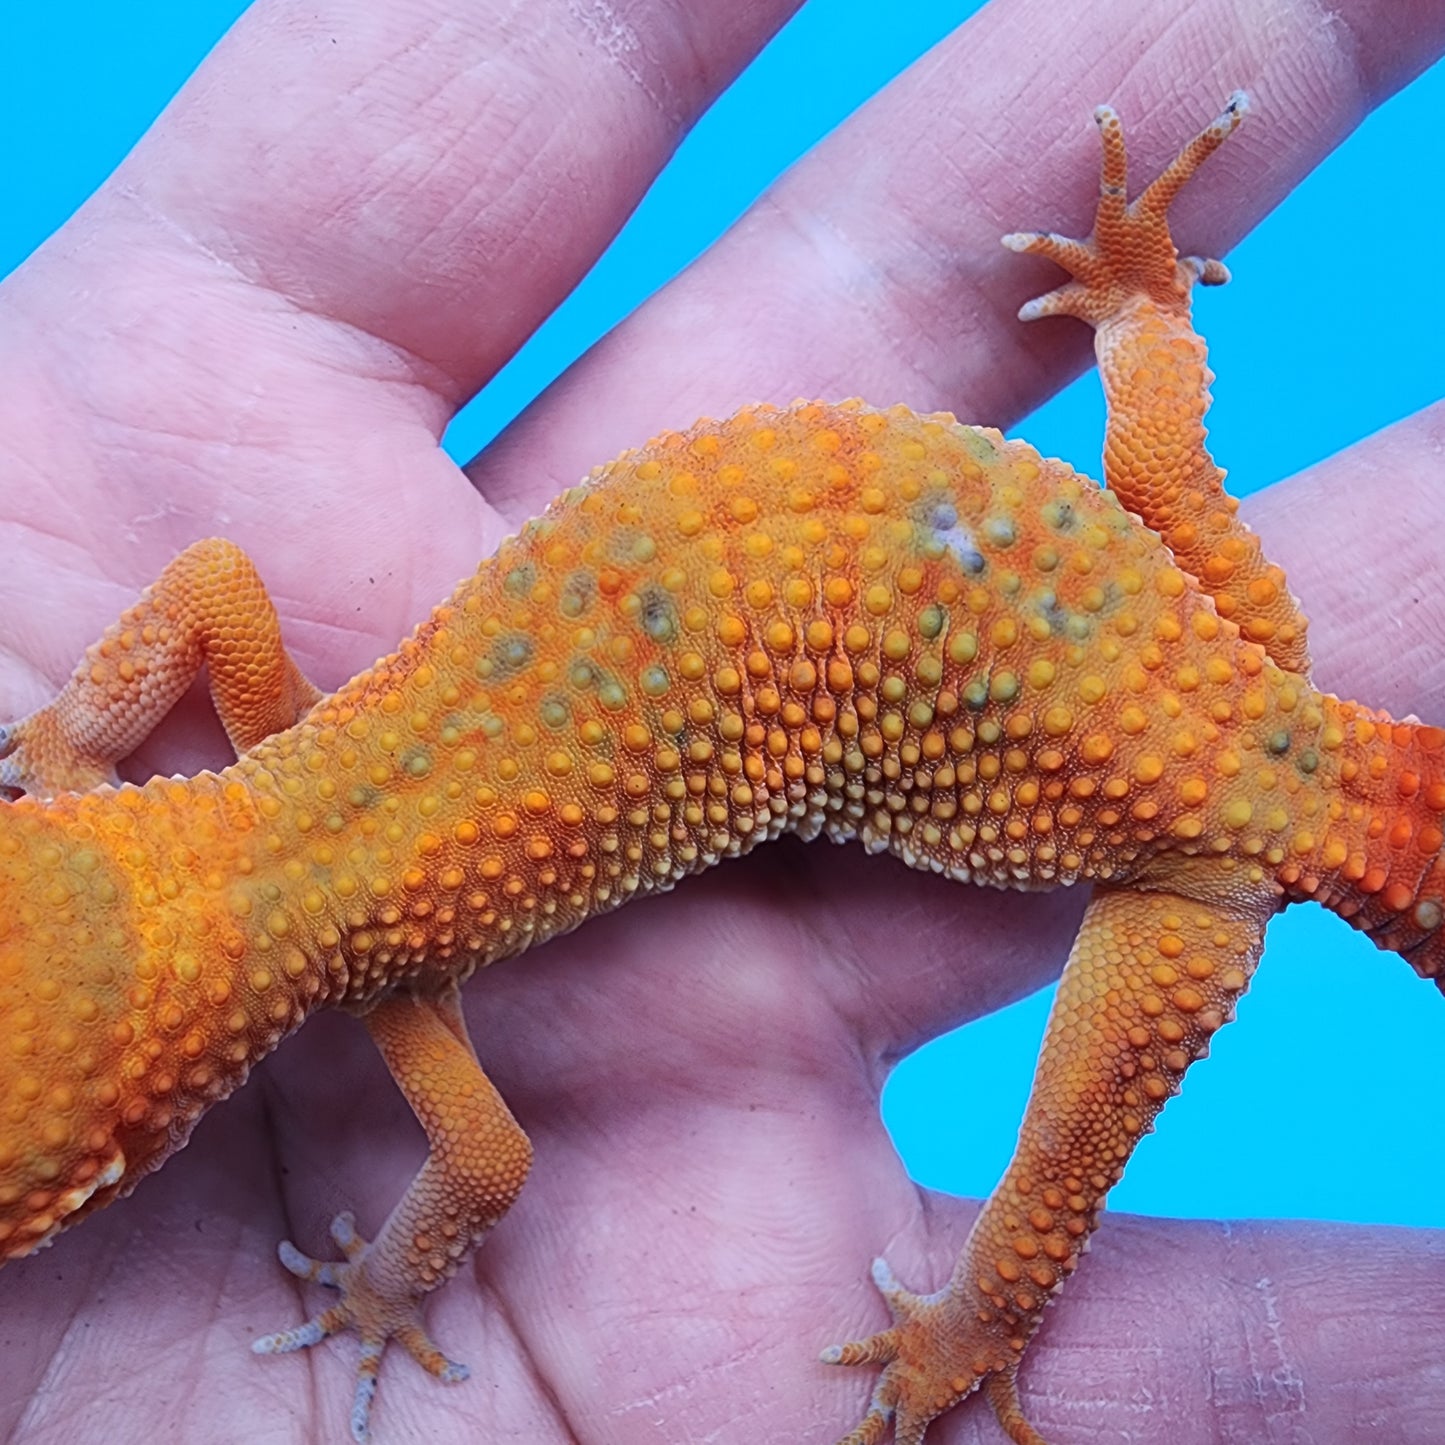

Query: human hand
[{"left": 2, "top": 2, "right": 1443, "bottom": 1442}]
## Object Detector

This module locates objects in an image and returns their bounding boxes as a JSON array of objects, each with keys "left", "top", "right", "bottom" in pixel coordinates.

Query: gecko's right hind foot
[{"left": 821, "top": 1257, "right": 1049, "bottom": 1444}]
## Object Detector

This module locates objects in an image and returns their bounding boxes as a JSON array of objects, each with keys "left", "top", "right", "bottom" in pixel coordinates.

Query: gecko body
[{"left": 2, "top": 97, "right": 1439, "bottom": 1445}]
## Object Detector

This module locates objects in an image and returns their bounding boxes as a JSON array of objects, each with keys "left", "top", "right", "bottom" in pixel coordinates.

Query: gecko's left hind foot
[{"left": 253, "top": 1212, "right": 470, "bottom": 1444}]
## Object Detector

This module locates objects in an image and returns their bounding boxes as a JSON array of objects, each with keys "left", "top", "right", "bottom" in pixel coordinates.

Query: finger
[
  {"left": 77, "top": 0, "right": 803, "bottom": 399},
  {"left": 470, "top": 0, "right": 1445, "bottom": 517}
]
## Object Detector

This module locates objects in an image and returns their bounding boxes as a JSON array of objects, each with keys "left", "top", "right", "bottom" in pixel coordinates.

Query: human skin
[{"left": 2, "top": 2, "right": 1444, "bottom": 1443}]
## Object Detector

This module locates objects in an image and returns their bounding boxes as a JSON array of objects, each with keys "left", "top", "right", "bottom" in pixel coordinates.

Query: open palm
[{"left": 3, "top": 2, "right": 1445, "bottom": 1442}]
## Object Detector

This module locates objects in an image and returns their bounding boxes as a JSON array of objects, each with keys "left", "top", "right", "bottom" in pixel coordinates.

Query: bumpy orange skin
[
  {"left": 3, "top": 402, "right": 1442, "bottom": 1374},
  {"left": 3, "top": 101, "right": 1443, "bottom": 1445}
]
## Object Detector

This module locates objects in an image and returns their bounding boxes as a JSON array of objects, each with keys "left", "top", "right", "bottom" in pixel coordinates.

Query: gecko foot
[
  {"left": 252, "top": 1212, "right": 469, "bottom": 1444},
  {"left": 1002, "top": 91, "right": 1246, "bottom": 325},
  {"left": 821, "top": 1258, "right": 1049, "bottom": 1444}
]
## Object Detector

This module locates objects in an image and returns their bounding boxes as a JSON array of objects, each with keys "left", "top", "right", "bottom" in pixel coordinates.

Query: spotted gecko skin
[{"left": 2, "top": 99, "right": 1442, "bottom": 1445}]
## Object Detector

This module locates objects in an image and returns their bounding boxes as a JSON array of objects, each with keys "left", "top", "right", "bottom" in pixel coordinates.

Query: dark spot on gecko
[
  {"left": 539, "top": 695, "right": 571, "bottom": 730},
  {"left": 1037, "top": 591, "right": 1068, "bottom": 636},
  {"left": 478, "top": 633, "right": 534, "bottom": 680},
  {"left": 561, "top": 571, "right": 596, "bottom": 619},
  {"left": 504, "top": 563, "right": 537, "bottom": 597},
  {"left": 1041, "top": 499, "right": 1076, "bottom": 532},
  {"left": 639, "top": 585, "right": 678, "bottom": 643},
  {"left": 925, "top": 501, "right": 987, "bottom": 574},
  {"left": 963, "top": 672, "right": 991, "bottom": 710}
]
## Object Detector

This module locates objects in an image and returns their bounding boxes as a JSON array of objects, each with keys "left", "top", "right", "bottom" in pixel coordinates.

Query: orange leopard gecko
[{"left": 1, "top": 96, "right": 1440, "bottom": 1445}]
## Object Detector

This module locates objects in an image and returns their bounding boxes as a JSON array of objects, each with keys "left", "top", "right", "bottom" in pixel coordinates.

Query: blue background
[{"left": 5, "top": 1, "right": 1443, "bottom": 1226}]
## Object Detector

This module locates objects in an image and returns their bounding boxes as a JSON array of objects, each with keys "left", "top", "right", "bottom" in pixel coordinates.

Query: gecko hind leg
[{"left": 823, "top": 875, "right": 1274, "bottom": 1445}]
